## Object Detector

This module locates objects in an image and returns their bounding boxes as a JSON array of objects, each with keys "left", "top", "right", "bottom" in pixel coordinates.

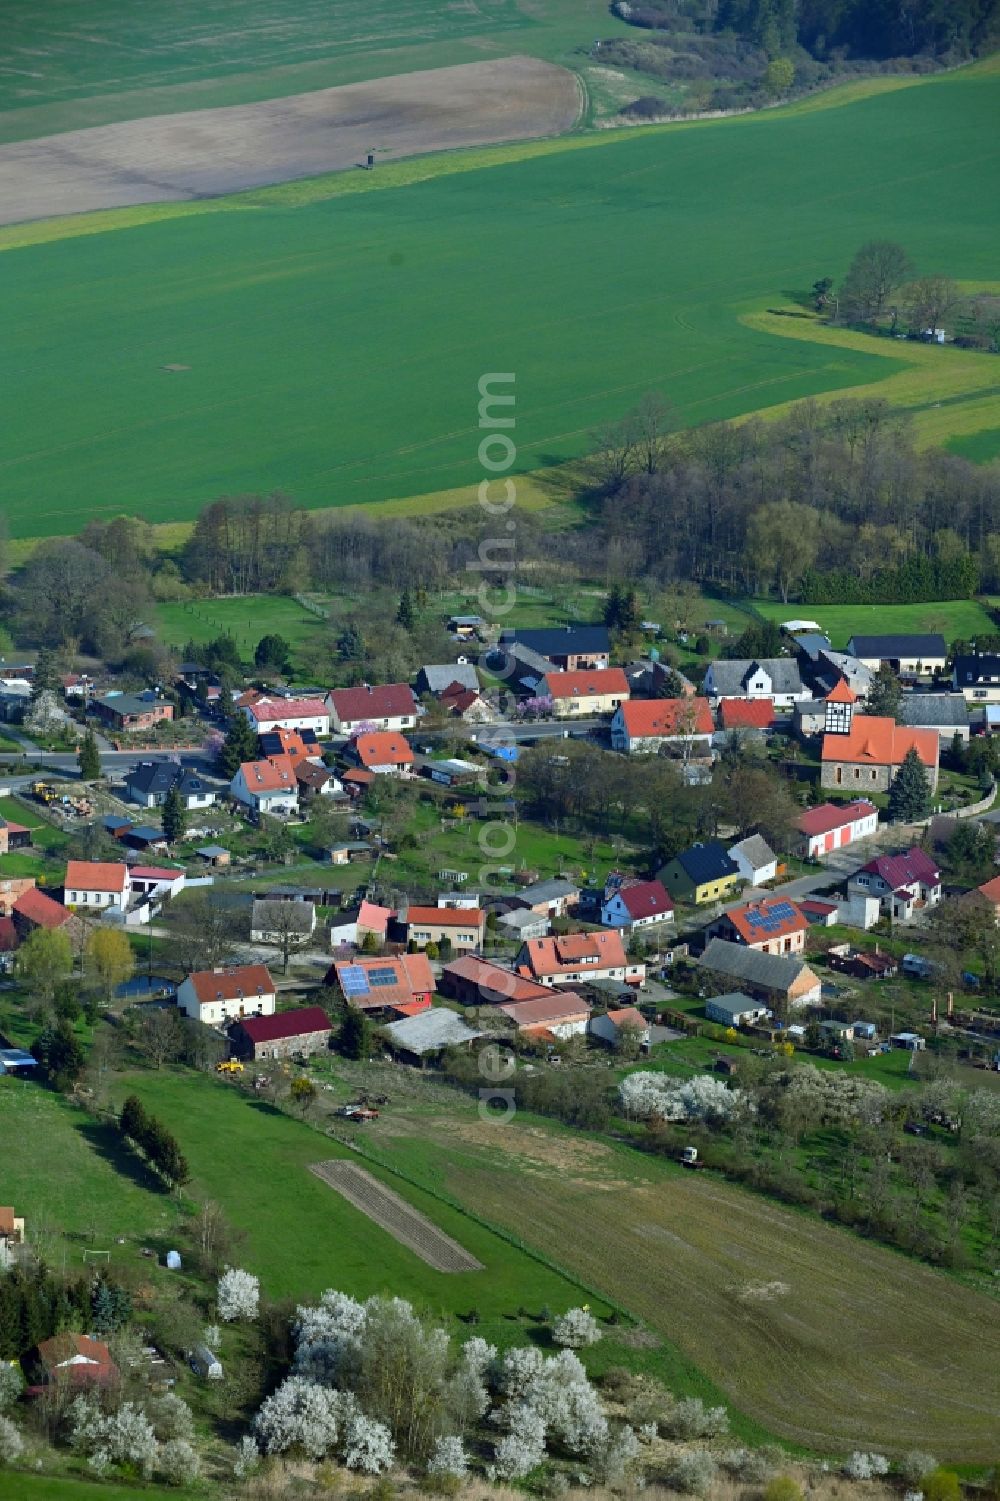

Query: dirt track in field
[
  {"left": 0, "top": 57, "right": 581, "bottom": 226},
  {"left": 309, "top": 1160, "right": 483, "bottom": 1273}
]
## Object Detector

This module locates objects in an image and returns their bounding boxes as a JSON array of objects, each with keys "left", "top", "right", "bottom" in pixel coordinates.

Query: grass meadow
[
  {"left": 1, "top": 64, "right": 998, "bottom": 538},
  {"left": 750, "top": 597, "right": 1000, "bottom": 648}
]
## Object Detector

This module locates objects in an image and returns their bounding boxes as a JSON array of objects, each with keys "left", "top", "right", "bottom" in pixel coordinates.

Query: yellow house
[{"left": 657, "top": 842, "right": 742, "bottom": 905}]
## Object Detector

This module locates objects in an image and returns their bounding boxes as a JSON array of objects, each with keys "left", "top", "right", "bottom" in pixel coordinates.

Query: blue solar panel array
[
  {"left": 339, "top": 965, "right": 370, "bottom": 996},
  {"left": 744, "top": 901, "right": 797, "bottom": 933},
  {"left": 368, "top": 967, "right": 398, "bottom": 988}
]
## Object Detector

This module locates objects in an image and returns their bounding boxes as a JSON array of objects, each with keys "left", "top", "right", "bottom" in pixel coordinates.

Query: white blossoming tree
[
  {"left": 619, "top": 1071, "right": 748, "bottom": 1125},
  {"left": 218, "top": 1266, "right": 260, "bottom": 1322},
  {"left": 553, "top": 1307, "right": 602, "bottom": 1349},
  {"left": 428, "top": 1435, "right": 468, "bottom": 1479},
  {"left": 255, "top": 1377, "right": 350, "bottom": 1459},
  {"left": 341, "top": 1411, "right": 395, "bottom": 1474},
  {"left": 0, "top": 1416, "right": 24, "bottom": 1464},
  {"left": 159, "top": 1438, "right": 200, "bottom": 1486}
]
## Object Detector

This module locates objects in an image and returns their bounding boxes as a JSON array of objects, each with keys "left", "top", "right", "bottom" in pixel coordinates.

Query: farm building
[
  {"left": 702, "top": 658, "right": 807, "bottom": 709},
  {"left": 329, "top": 953, "right": 435, "bottom": 1014},
  {"left": 0, "top": 817, "right": 32, "bottom": 856},
  {"left": 705, "top": 992, "right": 771, "bottom": 1028},
  {"left": 34, "top": 1333, "right": 118, "bottom": 1389},
  {"left": 177, "top": 964, "right": 276, "bottom": 1026},
  {"left": 438, "top": 954, "right": 550, "bottom": 1007},
  {"left": 498, "top": 991, "right": 591, "bottom": 1038},
  {"left": 589, "top": 1006, "right": 649, "bottom": 1049},
  {"left": 196, "top": 845, "right": 231, "bottom": 868},
  {"left": 512, "top": 877, "right": 580, "bottom": 918},
  {"left": 229, "top": 1006, "right": 331, "bottom": 1062},
  {"left": 12, "top": 886, "right": 79, "bottom": 940},
  {"left": 384, "top": 1008, "right": 484, "bottom": 1064},
  {"left": 846, "top": 634, "right": 947, "bottom": 675},
  {"left": 795, "top": 799, "right": 879, "bottom": 858},
  {"left": 899, "top": 693, "right": 971, "bottom": 742},
  {"left": 699, "top": 939, "right": 821, "bottom": 1009}
]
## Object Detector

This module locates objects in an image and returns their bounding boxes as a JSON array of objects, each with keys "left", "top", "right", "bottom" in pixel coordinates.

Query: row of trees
[{"left": 119, "top": 1096, "right": 189, "bottom": 1188}]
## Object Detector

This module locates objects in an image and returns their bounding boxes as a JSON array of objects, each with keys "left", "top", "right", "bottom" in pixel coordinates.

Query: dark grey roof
[
  {"left": 125, "top": 760, "right": 178, "bottom": 796},
  {"left": 899, "top": 694, "right": 970, "bottom": 729},
  {"left": 705, "top": 658, "right": 804, "bottom": 696},
  {"left": 385, "top": 1009, "right": 484, "bottom": 1055},
  {"left": 671, "top": 842, "right": 739, "bottom": 884},
  {"left": 792, "top": 633, "right": 832, "bottom": 661},
  {"left": 501, "top": 626, "right": 610, "bottom": 657},
  {"left": 953, "top": 654, "right": 1000, "bottom": 685},
  {"left": 705, "top": 991, "right": 763, "bottom": 1021},
  {"left": 729, "top": 834, "right": 776, "bottom": 869},
  {"left": 420, "top": 664, "right": 480, "bottom": 694},
  {"left": 699, "top": 938, "right": 810, "bottom": 992},
  {"left": 518, "top": 878, "right": 579, "bottom": 903},
  {"left": 847, "top": 634, "right": 947, "bottom": 659}
]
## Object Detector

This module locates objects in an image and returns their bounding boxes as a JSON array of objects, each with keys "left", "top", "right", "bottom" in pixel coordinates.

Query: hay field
[
  {"left": 374, "top": 1114, "right": 1000, "bottom": 1460},
  {"left": 0, "top": 58, "right": 582, "bottom": 226},
  {"left": 0, "top": 63, "right": 997, "bottom": 538}
]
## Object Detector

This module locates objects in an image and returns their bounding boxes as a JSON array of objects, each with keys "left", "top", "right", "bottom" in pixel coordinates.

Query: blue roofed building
[{"left": 656, "top": 841, "right": 742, "bottom": 905}]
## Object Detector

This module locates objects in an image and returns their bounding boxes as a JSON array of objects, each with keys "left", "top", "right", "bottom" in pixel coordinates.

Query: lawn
[
  {"left": 1, "top": 65, "right": 999, "bottom": 537},
  {"left": 155, "top": 594, "right": 326, "bottom": 674},
  {"left": 0, "top": 0, "right": 629, "bottom": 143},
  {"left": 749, "top": 597, "right": 1000, "bottom": 649},
  {"left": 0, "top": 1479, "right": 198, "bottom": 1501},
  {"left": 368, "top": 1095, "right": 1000, "bottom": 1460}
]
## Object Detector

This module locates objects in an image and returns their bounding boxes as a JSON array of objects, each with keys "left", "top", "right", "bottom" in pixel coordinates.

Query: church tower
[{"left": 824, "top": 677, "right": 856, "bottom": 735}]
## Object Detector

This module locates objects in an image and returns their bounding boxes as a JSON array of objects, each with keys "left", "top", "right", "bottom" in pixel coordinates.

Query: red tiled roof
[
  {"left": 405, "top": 905, "right": 485, "bottom": 928},
  {"left": 615, "top": 879, "right": 674, "bottom": 920},
  {"left": 977, "top": 874, "right": 1000, "bottom": 906},
  {"left": 14, "top": 887, "right": 71, "bottom": 929},
  {"left": 719, "top": 697, "right": 776, "bottom": 729},
  {"left": 248, "top": 696, "right": 328, "bottom": 723},
  {"left": 544, "top": 668, "right": 629, "bottom": 700},
  {"left": 187, "top": 964, "right": 275, "bottom": 1005},
  {"left": 618, "top": 697, "right": 713, "bottom": 738},
  {"left": 499, "top": 992, "right": 591, "bottom": 1029},
  {"left": 604, "top": 1006, "right": 648, "bottom": 1030},
  {"left": 357, "top": 899, "right": 392, "bottom": 935},
  {"left": 799, "top": 899, "right": 838, "bottom": 916},
  {"left": 521, "top": 930, "right": 628, "bottom": 977},
  {"left": 439, "top": 683, "right": 480, "bottom": 712},
  {"left": 328, "top": 953, "right": 434, "bottom": 1008},
  {"left": 797, "top": 800, "right": 877, "bottom": 836},
  {"left": 0, "top": 917, "right": 16, "bottom": 952},
  {"left": 441, "top": 955, "right": 550, "bottom": 1004},
  {"left": 354, "top": 732, "right": 413, "bottom": 768},
  {"left": 725, "top": 898, "right": 808, "bottom": 944},
  {"left": 130, "top": 866, "right": 183, "bottom": 882},
  {"left": 37, "top": 1333, "right": 116, "bottom": 1385},
  {"left": 331, "top": 683, "right": 416, "bottom": 721},
  {"left": 826, "top": 678, "right": 857, "bottom": 704},
  {"left": 341, "top": 768, "right": 375, "bottom": 786},
  {"left": 236, "top": 1006, "right": 330, "bottom": 1043},
  {"left": 237, "top": 755, "right": 297, "bottom": 792},
  {"left": 389, "top": 998, "right": 433, "bottom": 1018},
  {"left": 820, "top": 715, "right": 938, "bottom": 769},
  {"left": 65, "top": 860, "right": 128, "bottom": 894}
]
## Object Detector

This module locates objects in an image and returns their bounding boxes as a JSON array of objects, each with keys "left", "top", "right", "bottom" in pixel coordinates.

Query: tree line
[{"left": 119, "top": 1095, "right": 189, "bottom": 1188}]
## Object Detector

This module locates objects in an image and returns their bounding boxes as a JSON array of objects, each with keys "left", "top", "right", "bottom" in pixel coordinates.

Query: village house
[
  {"left": 657, "top": 841, "right": 741, "bottom": 905},
  {"left": 847, "top": 847, "right": 942, "bottom": 921},
  {"left": 698, "top": 938, "right": 822, "bottom": 1009},
  {"left": 702, "top": 658, "right": 807, "bottom": 709},
  {"left": 64, "top": 860, "right": 130, "bottom": 911},
  {"left": 610, "top": 697, "right": 714, "bottom": 755},
  {"left": 437, "top": 680, "right": 493, "bottom": 722},
  {"left": 589, "top": 1005, "right": 650, "bottom": 1050},
  {"left": 718, "top": 698, "right": 777, "bottom": 734},
  {"left": 34, "top": 1333, "right": 118, "bottom": 1390},
  {"left": 258, "top": 726, "right": 322, "bottom": 763},
  {"left": 0, "top": 1206, "right": 24, "bottom": 1267},
  {"left": 974, "top": 874, "right": 1000, "bottom": 922},
  {"left": 498, "top": 991, "right": 592, "bottom": 1038},
  {"left": 328, "top": 953, "right": 435, "bottom": 1016},
  {"left": 241, "top": 693, "right": 331, "bottom": 737},
  {"left": 708, "top": 897, "right": 808, "bottom": 955},
  {"left": 512, "top": 878, "right": 580, "bottom": 919},
  {"left": 0, "top": 817, "right": 31, "bottom": 858},
  {"left": 296, "top": 761, "right": 341, "bottom": 799},
  {"left": 91, "top": 693, "right": 174, "bottom": 733},
  {"left": 516, "top": 930, "right": 645, "bottom": 988},
  {"left": 819, "top": 681, "right": 939, "bottom": 793},
  {"left": 124, "top": 761, "right": 217, "bottom": 810},
  {"left": 898, "top": 693, "right": 971, "bottom": 742},
  {"left": 795, "top": 798, "right": 879, "bottom": 859},
  {"left": 328, "top": 683, "right": 417, "bottom": 735},
  {"left": 727, "top": 834, "right": 778, "bottom": 885},
  {"left": 12, "top": 886, "right": 80, "bottom": 941},
  {"left": 229, "top": 1006, "right": 331, "bottom": 1062},
  {"left": 600, "top": 878, "right": 674, "bottom": 932},
  {"left": 128, "top": 866, "right": 185, "bottom": 902},
  {"left": 846, "top": 633, "right": 947, "bottom": 676},
  {"left": 416, "top": 664, "right": 480, "bottom": 698},
  {"left": 952, "top": 653, "right": 1000, "bottom": 705},
  {"left": 402, "top": 905, "right": 485, "bottom": 953},
  {"left": 705, "top": 992, "right": 771, "bottom": 1028},
  {"left": 538, "top": 667, "right": 630, "bottom": 717},
  {"left": 438, "top": 954, "right": 551, "bottom": 1007},
  {"left": 499, "top": 625, "right": 610, "bottom": 671},
  {"left": 176, "top": 964, "right": 276, "bottom": 1026},
  {"left": 0, "top": 875, "right": 37, "bottom": 916},
  {"left": 230, "top": 755, "right": 299, "bottom": 814},
  {"left": 351, "top": 732, "right": 414, "bottom": 776}
]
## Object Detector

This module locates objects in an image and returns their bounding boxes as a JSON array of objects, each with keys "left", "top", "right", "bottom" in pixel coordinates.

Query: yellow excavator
[{"left": 216, "top": 1060, "right": 244, "bottom": 1075}]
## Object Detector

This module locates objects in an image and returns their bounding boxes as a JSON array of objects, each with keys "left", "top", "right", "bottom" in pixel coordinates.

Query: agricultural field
[
  {"left": 0, "top": 0, "right": 627, "bottom": 144},
  {"left": 365, "top": 1098, "right": 1000, "bottom": 1460},
  {"left": 1, "top": 64, "right": 998, "bottom": 538},
  {"left": 0, "top": 1478, "right": 194, "bottom": 1501},
  {"left": 750, "top": 597, "right": 1000, "bottom": 649}
]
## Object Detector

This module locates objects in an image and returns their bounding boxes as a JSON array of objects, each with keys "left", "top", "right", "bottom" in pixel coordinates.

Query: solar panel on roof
[
  {"left": 339, "top": 965, "right": 370, "bottom": 996},
  {"left": 368, "top": 967, "right": 399, "bottom": 987}
]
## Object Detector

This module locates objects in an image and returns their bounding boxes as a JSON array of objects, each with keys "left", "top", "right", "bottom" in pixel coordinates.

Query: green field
[
  {"left": 750, "top": 597, "right": 1000, "bottom": 648},
  {"left": 0, "top": 1478, "right": 197, "bottom": 1501},
  {"left": 155, "top": 595, "right": 326, "bottom": 668},
  {"left": 0, "top": 0, "right": 627, "bottom": 143},
  {"left": 2, "top": 64, "right": 999, "bottom": 539},
  {"left": 947, "top": 426, "right": 1000, "bottom": 462}
]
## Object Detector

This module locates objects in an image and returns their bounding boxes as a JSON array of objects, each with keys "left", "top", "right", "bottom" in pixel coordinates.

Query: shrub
[
  {"left": 159, "top": 1438, "right": 201, "bottom": 1486},
  {"left": 232, "top": 1435, "right": 261, "bottom": 1478},
  {"left": 147, "top": 1394, "right": 194, "bottom": 1442},
  {"left": 900, "top": 1452, "right": 939, "bottom": 1486},
  {"left": 218, "top": 1266, "right": 260, "bottom": 1322},
  {"left": 667, "top": 1449, "right": 719, "bottom": 1495},
  {"left": 427, "top": 1435, "right": 468, "bottom": 1479},
  {"left": 844, "top": 1451, "right": 891, "bottom": 1480},
  {"left": 552, "top": 1307, "right": 603, "bottom": 1349},
  {"left": 0, "top": 1416, "right": 24, "bottom": 1464},
  {"left": 341, "top": 1411, "right": 395, "bottom": 1474},
  {"left": 492, "top": 1428, "right": 545, "bottom": 1480},
  {"left": 662, "top": 1396, "right": 729, "bottom": 1440},
  {"left": 923, "top": 1470, "right": 962, "bottom": 1501},
  {"left": 763, "top": 1477, "right": 804, "bottom": 1501},
  {"left": 255, "top": 1377, "right": 349, "bottom": 1459},
  {"left": 0, "top": 1367, "right": 23, "bottom": 1414},
  {"left": 720, "top": 1446, "right": 782, "bottom": 1483}
]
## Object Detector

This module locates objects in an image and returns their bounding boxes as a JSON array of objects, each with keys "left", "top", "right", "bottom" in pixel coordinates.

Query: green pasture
[
  {"left": 155, "top": 595, "right": 326, "bottom": 667},
  {"left": 1, "top": 65, "right": 999, "bottom": 538},
  {"left": 0, "top": 1479, "right": 198, "bottom": 1501},
  {"left": 750, "top": 597, "right": 1000, "bottom": 648},
  {"left": 947, "top": 426, "right": 1000, "bottom": 463},
  {"left": 0, "top": 0, "right": 626, "bottom": 143}
]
